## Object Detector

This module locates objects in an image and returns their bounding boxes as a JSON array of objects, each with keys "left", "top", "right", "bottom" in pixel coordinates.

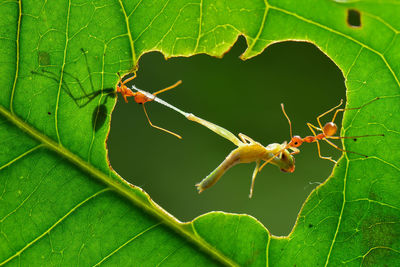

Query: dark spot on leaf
[
  {"left": 353, "top": 138, "right": 357, "bottom": 141},
  {"left": 38, "top": 51, "right": 51, "bottom": 65},
  {"left": 47, "top": 112, "right": 51, "bottom": 115},
  {"left": 347, "top": 9, "right": 361, "bottom": 28},
  {"left": 308, "top": 224, "right": 313, "bottom": 228},
  {"left": 369, "top": 191, "right": 377, "bottom": 201},
  {"left": 92, "top": 104, "right": 108, "bottom": 132}
]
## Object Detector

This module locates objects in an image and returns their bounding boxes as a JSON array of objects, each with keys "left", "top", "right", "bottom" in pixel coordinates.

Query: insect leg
[
  {"left": 186, "top": 114, "right": 241, "bottom": 146},
  {"left": 249, "top": 160, "right": 260, "bottom": 198},
  {"left": 238, "top": 133, "right": 255, "bottom": 144}
]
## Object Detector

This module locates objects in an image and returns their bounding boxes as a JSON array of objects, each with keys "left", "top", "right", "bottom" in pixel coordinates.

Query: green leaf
[{"left": 1, "top": 0, "right": 399, "bottom": 266}]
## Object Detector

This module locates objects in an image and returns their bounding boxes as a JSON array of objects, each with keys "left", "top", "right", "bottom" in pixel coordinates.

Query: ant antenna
[{"left": 281, "top": 103, "right": 293, "bottom": 139}]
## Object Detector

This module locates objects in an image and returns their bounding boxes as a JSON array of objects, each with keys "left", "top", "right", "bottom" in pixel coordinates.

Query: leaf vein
[
  {"left": 0, "top": 188, "right": 110, "bottom": 266},
  {"left": 269, "top": 5, "right": 400, "bottom": 91},
  {"left": 156, "top": 245, "right": 184, "bottom": 267},
  {"left": 132, "top": 0, "right": 172, "bottom": 44},
  {"left": 9, "top": 0, "right": 21, "bottom": 113},
  {"left": 118, "top": 0, "right": 136, "bottom": 64},
  {"left": 247, "top": 1, "right": 269, "bottom": 55},
  {"left": 324, "top": 158, "right": 349, "bottom": 266},
  {"left": 347, "top": 198, "right": 400, "bottom": 211},
  {"left": 194, "top": 0, "right": 203, "bottom": 53},
  {"left": 54, "top": 0, "right": 72, "bottom": 145},
  {"left": 92, "top": 222, "right": 161, "bottom": 266},
  {"left": 0, "top": 144, "right": 43, "bottom": 171}
]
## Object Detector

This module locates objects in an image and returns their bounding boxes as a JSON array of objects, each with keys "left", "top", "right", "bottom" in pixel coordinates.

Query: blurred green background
[{"left": 108, "top": 38, "right": 345, "bottom": 236}]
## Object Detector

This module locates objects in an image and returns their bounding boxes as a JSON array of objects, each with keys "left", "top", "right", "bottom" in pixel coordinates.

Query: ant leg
[
  {"left": 306, "top": 123, "right": 335, "bottom": 163},
  {"left": 316, "top": 99, "right": 343, "bottom": 129},
  {"left": 290, "top": 147, "right": 300, "bottom": 155},
  {"left": 153, "top": 80, "right": 182, "bottom": 96},
  {"left": 329, "top": 133, "right": 384, "bottom": 140},
  {"left": 316, "top": 140, "right": 336, "bottom": 163},
  {"left": 249, "top": 160, "right": 260, "bottom": 198},
  {"left": 238, "top": 133, "right": 255, "bottom": 144},
  {"left": 116, "top": 72, "right": 137, "bottom": 102},
  {"left": 324, "top": 138, "right": 368, "bottom": 158},
  {"left": 118, "top": 72, "right": 137, "bottom": 86},
  {"left": 142, "top": 104, "right": 182, "bottom": 139},
  {"left": 307, "top": 122, "right": 322, "bottom": 132},
  {"left": 259, "top": 149, "right": 285, "bottom": 172},
  {"left": 331, "top": 97, "right": 380, "bottom": 124}
]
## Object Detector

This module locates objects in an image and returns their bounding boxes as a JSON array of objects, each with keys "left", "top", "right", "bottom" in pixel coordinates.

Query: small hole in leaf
[{"left": 347, "top": 9, "right": 361, "bottom": 28}]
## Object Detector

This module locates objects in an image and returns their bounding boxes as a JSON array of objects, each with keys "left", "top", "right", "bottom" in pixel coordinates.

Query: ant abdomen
[{"left": 323, "top": 122, "right": 337, "bottom": 136}]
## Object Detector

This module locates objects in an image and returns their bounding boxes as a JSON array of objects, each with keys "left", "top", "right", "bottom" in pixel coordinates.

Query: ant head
[
  {"left": 323, "top": 122, "right": 337, "bottom": 137},
  {"left": 290, "top": 135, "right": 303, "bottom": 147},
  {"left": 116, "top": 72, "right": 137, "bottom": 102}
]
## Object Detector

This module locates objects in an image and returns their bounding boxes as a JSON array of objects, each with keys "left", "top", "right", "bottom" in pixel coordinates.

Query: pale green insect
[
  {"left": 186, "top": 114, "right": 295, "bottom": 198},
  {"left": 129, "top": 83, "right": 296, "bottom": 197}
]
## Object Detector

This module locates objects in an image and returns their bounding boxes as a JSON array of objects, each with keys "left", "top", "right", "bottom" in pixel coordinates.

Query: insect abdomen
[{"left": 196, "top": 150, "right": 240, "bottom": 193}]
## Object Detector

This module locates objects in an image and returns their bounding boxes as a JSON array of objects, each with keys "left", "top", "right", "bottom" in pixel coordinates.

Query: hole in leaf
[
  {"left": 347, "top": 9, "right": 361, "bottom": 27},
  {"left": 109, "top": 38, "right": 345, "bottom": 236}
]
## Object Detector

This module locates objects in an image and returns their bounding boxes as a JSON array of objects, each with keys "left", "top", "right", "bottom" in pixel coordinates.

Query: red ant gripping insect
[
  {"left": 116, "top": 72, "right": 183, "bottom": 139},
  {"left": 257, "top": 98, "right": 383, "bottom": 171},
  {"left": 278, "top": 98, "right": 383, "bottom": 164}
]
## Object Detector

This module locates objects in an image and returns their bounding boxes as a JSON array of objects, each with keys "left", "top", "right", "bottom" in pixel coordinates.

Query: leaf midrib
[{"left": 0, "top": 105, "right": 237, "bottom": 267}]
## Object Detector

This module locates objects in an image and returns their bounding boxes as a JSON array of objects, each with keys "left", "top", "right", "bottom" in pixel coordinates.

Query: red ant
[
  {"left": 277, "top": 98, "right": 383, "bottom": 164},
  {"left": 116, "top": 72, "right": 182, "bottom": 139},
  {"left": 257, "top": 98, "right": 383, "bottom": 171}
]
